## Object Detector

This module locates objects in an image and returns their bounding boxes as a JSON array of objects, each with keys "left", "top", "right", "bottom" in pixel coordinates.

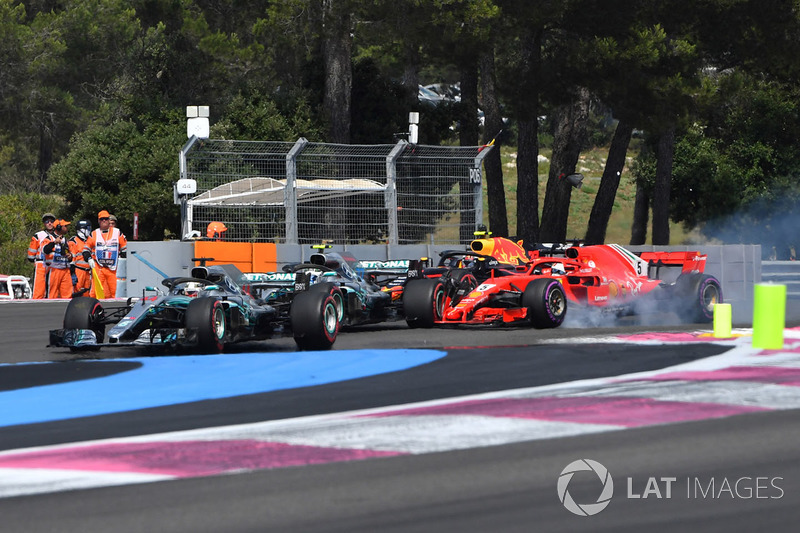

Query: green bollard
[{"left": 752, "top": 283, "right": 786, "bottom": 349}]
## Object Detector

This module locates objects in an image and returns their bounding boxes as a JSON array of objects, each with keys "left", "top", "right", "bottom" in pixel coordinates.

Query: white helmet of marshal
[{"left": 77, "top": 220, "right": 92, "bottom": 240}]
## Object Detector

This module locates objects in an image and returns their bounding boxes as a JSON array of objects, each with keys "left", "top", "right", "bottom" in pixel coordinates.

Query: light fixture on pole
[
  {"left": 186, "top": 105, "right": 210, "bottom": 139},
  {"left": 409, "top": 112, "right": 419, "bottom": 144}
]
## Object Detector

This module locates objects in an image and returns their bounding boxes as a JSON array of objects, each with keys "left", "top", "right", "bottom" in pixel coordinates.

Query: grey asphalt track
[{"left": 0, "top": 300, "right": 798, "bottom": 532}]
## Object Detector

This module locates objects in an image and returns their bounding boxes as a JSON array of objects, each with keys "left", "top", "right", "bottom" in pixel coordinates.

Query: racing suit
[
  {"left": 83, "top": 227, "right": 127, "bottom": 298},
  {"left": 27, "top": 230, "right": 55, "bottom": 299},
  {"left": 43, "top": 235, "right": 74, "bottom": 298},
  {"left": 68, "top": 235, "right": 91, "bottom": 296}
]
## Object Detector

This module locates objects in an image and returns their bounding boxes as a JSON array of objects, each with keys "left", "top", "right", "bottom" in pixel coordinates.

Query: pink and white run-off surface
[{"left": 2, "top": 327, "right": 800, "bottom": 499}]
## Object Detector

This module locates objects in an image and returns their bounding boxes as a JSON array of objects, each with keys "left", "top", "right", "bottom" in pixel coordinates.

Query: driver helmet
[
  {"left": 76, "top": 220, "right": 92, "bottom": 240},
  {"left": 207, "top": 221, "right": 227, "bottom": 239},
  {"left": 551, "top": 262, "right": 566, "bottom": 275},
  {"left": 184, "top": 282, "right": 203, "bottom": 297}
]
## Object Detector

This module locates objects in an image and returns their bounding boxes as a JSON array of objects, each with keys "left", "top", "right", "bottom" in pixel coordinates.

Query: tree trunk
[
  {"left": 584, "top": 120, "right": 633, "bottom": 244},
  {"left": 539, "top": 87, "right": 591, "bottom": 243},
  {"left": 38, "top": 118, "right": 54, "bottom": 192},
  {"left": 322, "top": 0, "right": 352, "bottom": 143},
  {"left": 516, "top": 119, "right": 539, "bottom": 242},
  {"left": 479, "top": 49, "right": 508, "bottom": 237},
  {"left": 514, "top": 28, "right": 541, "bottom": 244},
  {"left": 652, "top": 125, "right": 675, "bottom": 245},
  {"left": 401, "top": 42, "right": 420, "bottom": 101},
  {"left": 630, "top": 179, "right": 649, "bottom": 245},
  {"left": 459, "top": 64, "right": 480, "bottom": 147}
]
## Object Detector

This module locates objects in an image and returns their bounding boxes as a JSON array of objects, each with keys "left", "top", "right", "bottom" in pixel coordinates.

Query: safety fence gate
[{"left": 178, "top": 137, "right": 492, "bottom": 245}]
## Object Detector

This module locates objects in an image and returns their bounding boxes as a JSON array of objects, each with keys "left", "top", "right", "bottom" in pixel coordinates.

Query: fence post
[
  {"left": 385, "top": 140, "right": 406, "bottom": 246},
  {"left": 473, "top": 145, "right": 493, "bottom": 235},
  {"left": 178, "top": 135, "right": 199, "bottom": 239},
  {"left": 285, "top": 137, "right": 308, "bottom": 244}
]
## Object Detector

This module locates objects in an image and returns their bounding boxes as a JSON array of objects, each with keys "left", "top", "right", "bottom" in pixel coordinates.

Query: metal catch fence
[{"left": 178, "top": 137, "right": 492, "bottom": 245}]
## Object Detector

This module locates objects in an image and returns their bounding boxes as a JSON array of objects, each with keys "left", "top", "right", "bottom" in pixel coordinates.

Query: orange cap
[
  {"left": 98, "top": 210, "right": 111, "bottom": 219},
  {"left": 56, "top": 219, "right": 71, "bottom": 226}
]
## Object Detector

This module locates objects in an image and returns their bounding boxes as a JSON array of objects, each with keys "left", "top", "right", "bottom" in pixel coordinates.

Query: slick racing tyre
[
  {"left": 675, "top": 273, "right": 722, "bottom": 323},
  {"left": 186, "top": 297, "right": 227, "bottom": 353},
  {"left": 308, "top": 282, "right": 345, "bottom": 323},
  {"left": 291, "top": 289, "right": 340, "bottom": 350},
  {"left": 403, "top": 278, "right": 446, "bottom": 328},
  {"left": 522, "top": 278, "right": 567, "bottom": 328},
  {"left": 64, "top": 296, "right": 105, "bottom": 349}
]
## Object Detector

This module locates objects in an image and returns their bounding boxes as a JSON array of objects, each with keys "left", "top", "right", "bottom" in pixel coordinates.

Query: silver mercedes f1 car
[{"left": 49, "top": 264, "right": 340, "bottom": 352}]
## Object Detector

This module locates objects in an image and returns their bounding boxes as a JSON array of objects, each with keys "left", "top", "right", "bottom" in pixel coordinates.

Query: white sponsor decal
[
  {"left": 356, "top": 260, "right": 410, "bottom": 270},
  {"left": 246, "top": 272, "right": 296, "bottom": 282}
]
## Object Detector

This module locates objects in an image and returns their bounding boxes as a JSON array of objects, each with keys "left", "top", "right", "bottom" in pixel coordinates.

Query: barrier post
[
  {"left": 713, "top": 303, "right": 732, "bottom": 338},
  {"left": 752, "top": 283, "right": 786, "bottom": 349}
]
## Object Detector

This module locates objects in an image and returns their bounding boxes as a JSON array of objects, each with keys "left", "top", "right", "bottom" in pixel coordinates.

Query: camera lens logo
[{"left": 557, "top": 459, "right": 614, "bottom": 516}]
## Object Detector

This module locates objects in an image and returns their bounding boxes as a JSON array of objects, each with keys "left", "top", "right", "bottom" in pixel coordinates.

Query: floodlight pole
[
  {"left": 178, "top": 135, "right": 200, "bottom": 239},
  {"left": 386, "top": 140, "right": 406, "bottom": 246},
  {"left": 473, "top": 145, "right": 493, "bottom": 234},
  {"left": 285, "top": 137, "right": 308, "bottom": 244}
]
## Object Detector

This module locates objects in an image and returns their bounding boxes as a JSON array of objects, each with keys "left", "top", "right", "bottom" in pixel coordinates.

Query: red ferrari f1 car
[{"left": 403, "top": 236, "right": 722, "bottom": 328}]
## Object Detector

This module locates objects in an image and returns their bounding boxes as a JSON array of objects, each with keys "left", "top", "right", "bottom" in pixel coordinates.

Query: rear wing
[
  {"left": 354, "top": 259, "right": 414, "bottom": 287},
  {"left": 639, "top": 250, "right": 707, "bottom": 280},
  {"left": 245, "top": 271, "right": 297, "bottom": 286},
  {"left": 354, "top": 259, "right": 411, "bottom": 276},
  {"left": 244, "top": 271, "right": 316, "bottom": 296}
]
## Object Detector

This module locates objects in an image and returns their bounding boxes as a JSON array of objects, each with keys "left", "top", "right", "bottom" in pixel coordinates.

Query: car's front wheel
[
  {"left": 291, "top": 290, "right": 340, "bottom": 350},
  {"left": 403, "top": 278, "right": 446, "bottom": 328},
  {"left": 522, "top": 278, "right": 567, "bottom": 328},
  {"left": 186, "top": 297, "right": 226, "bottom": 353},
  {"left": 64, "top": 296, "right": 105, "bottom": 349},
  {"left": 308, "top": 282, "right": 345, "bottom": 323}
]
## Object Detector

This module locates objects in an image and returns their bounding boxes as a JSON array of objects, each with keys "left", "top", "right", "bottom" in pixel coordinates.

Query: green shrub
[{"left": 0, "top": 193, "right": 63, "bottom": 278}]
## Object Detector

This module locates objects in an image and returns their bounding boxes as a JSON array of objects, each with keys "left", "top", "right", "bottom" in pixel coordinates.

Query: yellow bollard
[
  {"left": 713, "top": 303, "right": 732, "bottom": 338},
  {"left": 752, "top": 283, "right": 786, "bottom": 349}
]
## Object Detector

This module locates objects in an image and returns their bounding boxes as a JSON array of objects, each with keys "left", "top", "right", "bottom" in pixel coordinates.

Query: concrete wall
[
  {"left": 125, "top": 241, "right": 760, "bottom": 324},
  {"left": 124, "top": 241, "right": 196, "bottom": 298}
]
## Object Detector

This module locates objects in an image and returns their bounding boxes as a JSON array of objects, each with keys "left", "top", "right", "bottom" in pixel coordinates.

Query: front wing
[{"left": 48, "top": 328, "right": 183, "bottom": 349}]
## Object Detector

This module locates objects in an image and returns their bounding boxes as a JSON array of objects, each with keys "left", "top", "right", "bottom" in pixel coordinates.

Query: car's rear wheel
[
  {"left": 403, "top": 278, "right": 446, "bottom": 328},
  {"left": 675, "top": 273, "right": 722, "bottom": 323},
  {"left": 291, "top": 290, "right": 339, "bottom": 350},
  {"left": 186, "top": 297, "right": 226, "bottom": 353},
  {"left": 522, "top": 278, "right": 567, "bottom": 328},
  {"left": 64, "top": 296, "right": 105, "bottom": 349}
]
